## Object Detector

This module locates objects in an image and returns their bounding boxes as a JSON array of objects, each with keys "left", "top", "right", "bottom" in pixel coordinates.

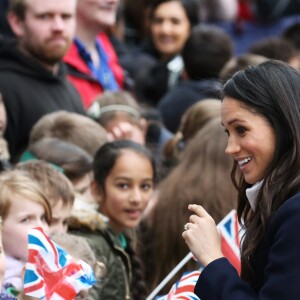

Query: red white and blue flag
[
  {"left": 218, "top": 209, "right": 243, "bottom": 274},
  {"left": 155, "top": 271, "right": 201, "bottom": 300},
  {"left": 24, "top": 227, "right": 96, "bottom": 300},
  {"left": 154, "top": 210, "right": 242, "bottom": 300}
]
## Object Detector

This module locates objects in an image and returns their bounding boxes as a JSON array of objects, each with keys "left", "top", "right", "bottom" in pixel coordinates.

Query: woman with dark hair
[
  {"left": 131, "top": 0, "right": 200, "bottom": 106},
  {"left": 147, "top": 0, "right": 200, "bottom": 58},
  {"left": 183, "top": 60, "right": 300, "bottom": 299}
]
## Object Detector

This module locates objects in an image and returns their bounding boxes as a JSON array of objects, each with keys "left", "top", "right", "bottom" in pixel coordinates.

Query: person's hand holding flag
[{"left": 23, "top": 227, "right": 96, "bottom": 300}]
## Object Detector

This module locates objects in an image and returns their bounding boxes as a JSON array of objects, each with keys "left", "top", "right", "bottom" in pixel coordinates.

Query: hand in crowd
[
  {"left": 106, "top": 121, "right": 147, "bottom": 145},
  {"left": 182, "top": 205, "right": 224, "bottom": 267}
]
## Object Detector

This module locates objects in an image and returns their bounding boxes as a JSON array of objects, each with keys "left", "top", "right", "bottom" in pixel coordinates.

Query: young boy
[{"left": 15, "top": 160, "right": 75, "bottom": 234}]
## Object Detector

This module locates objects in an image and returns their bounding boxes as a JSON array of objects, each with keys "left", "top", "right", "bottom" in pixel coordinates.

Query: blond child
[
  {"left": 15, "top": 160, "right": 75, "bottom": 235},
  {"left": 0, "top": 170, "right": 51, "bottom": 295}
]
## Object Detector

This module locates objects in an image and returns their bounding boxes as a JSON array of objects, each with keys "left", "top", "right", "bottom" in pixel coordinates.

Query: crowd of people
[{"left": 0, "top": 0, "right": 300, "bottom": 299}]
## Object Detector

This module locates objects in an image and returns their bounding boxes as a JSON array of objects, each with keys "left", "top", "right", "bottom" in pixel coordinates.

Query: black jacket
[
  {"left": 0, "top": 39, "right": 85, "bottom": 161},
  {"left": 73, "top": 227, "right": 132, "bottom": 300},
  {"left": 255, "top": 0, "right": 300, "bottom": 20},
  {"left": 195, "top": 192, "right": 300, "bottom": 300}
]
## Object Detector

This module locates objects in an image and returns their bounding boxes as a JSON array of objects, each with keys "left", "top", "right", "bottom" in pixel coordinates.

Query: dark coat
[
  {"left": 72, "top": 227, "right": 132, "bottom": 300},
  {"left": 195, "top": 191, "right": 300, "bottom": 300},
  {"left": 0, "top": 40, "right": 85, "bottom": 161},
  {"left": 255, "top": 0, "right": 300, "bottom": 20}
]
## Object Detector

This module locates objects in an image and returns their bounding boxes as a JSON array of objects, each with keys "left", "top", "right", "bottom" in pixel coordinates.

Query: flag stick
[{"left": 146, "top": 251, "right": 194, "bottom": 300}]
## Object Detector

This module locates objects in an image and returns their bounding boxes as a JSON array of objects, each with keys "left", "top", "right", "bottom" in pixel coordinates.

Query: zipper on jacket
[{"left": 115, "top": 244, "right": 132, "bottom": 300}]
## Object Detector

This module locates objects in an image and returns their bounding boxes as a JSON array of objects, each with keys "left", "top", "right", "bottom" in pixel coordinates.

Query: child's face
[
  {"left": 49, "top": 200, "right": 72, "bottom": 235},
  {"left": 72, "top": 172, "right": 93, "bottom": 199},
  {"left": 99, "top": 150, "right": 154, "bottom": 233},
  {"left": 2, "top": 195, "right": 49, "bottom": 261},
  {"left": 0, "top": 231, "right": 5, "bottom": 288}
]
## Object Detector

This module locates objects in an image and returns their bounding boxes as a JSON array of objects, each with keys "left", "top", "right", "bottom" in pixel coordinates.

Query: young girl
[
  {"left": 89, "top": 91, "right": 148, "bottom": 145},
  {"left": 71, "top": 140, "right": 156, "bottom": 300},
  {"left": 0, "top": 170, "right": 51, "bottom": 296}
]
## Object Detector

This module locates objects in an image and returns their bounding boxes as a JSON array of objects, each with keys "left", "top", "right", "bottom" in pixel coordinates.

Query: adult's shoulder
[
  {"left": 277, "top": 191, "right": 300, "bottom": 214},
  {"left": 271, "top": 191, "right": 300, "bottom": 229}
]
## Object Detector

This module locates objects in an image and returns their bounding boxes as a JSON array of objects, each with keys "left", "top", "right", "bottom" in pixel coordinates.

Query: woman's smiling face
[
  {"left": 150, "top": 0, "right": 191, "bottom": 60},
  {"left": 221, "top": 97, "right": 276, "bottom": 184}
]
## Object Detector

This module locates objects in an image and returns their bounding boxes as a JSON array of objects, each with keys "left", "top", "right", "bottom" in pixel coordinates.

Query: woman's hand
[{"left": 182, "top": 204, "right": 223, "bottom": 267}]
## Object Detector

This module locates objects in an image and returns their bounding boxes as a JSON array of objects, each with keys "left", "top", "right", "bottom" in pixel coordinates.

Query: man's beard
[{"left": 23, "top": 35, "right": 72, "bottom": 67}]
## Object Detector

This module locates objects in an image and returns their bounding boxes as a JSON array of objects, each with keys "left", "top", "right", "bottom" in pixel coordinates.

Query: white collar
[{"left": 246, "top": 181, "right": 263, "bottom": 211}]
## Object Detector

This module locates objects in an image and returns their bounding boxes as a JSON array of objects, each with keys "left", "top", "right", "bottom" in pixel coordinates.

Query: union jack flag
[
  {"left": 154, "top": 210, "right": 242, "bottom": 300},
  {"left": 218, "top": 209, "right": 243, "bottom": 274},
  {"left": 24, "top": 227, "right": 96, "bottom": 300},
  {"left": 155, "top": 271, "right": 201, "bottom": 300}
]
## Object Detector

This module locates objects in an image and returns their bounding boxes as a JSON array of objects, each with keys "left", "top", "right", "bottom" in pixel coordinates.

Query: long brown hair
[
  {"left": 163, "top": 99, "right": 221, "bottom": 165},
  {"left": 141, "top": 118, "right": 237, "bottom": 293}
]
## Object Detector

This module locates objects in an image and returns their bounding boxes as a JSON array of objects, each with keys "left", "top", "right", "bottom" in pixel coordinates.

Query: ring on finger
[{"left": 184, "top": 223, "right": 189, "bottom": 231}]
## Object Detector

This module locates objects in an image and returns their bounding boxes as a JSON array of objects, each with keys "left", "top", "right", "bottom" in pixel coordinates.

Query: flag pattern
[
  {"left": 24, "top": 227, "right": 96, "bottom": 300},
  {"left": 155, "top": 271, "right": 201, "bottom": 300},
  {"left": 155, "top": 210, "right": 242, "bottom": 299},
  {"left": 218, "top": 209, "right": 243, "bottom": 274}
]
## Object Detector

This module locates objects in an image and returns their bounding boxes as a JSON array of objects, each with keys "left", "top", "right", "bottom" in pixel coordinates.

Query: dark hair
[
  {"left": 182, "top": 24, "right": 233, "bottom": 79},
  {"left": 93, "top": 140, "right": 156, "bottom": 191},
  {"left": 93, "top": 140, "right": 156, "bottom": 299},
  {"left": 282, "top": 22, "right": 300, "bottom": 50},
  {"left": 248, "top": 36, "right": 298, "bottom": 63},
  {"left": 163, "top": 99, "right": 221, "bottom": 166},
  {"left": 125, "top": 233, "right": 148, "bottom": 300},
  {"left": 8, "top": 0, "right": 27, "bottom": 20},
  {"left": 149, "top": 0, "right": 200, "bottom": 27},
  {"left": 219, "top": 53, "right": 268, "bottom": 83},
  {"left": 224, "top": 60, "right": 300, "bottom": 281},
  {"left": 28, "top": 137, "right": 93, "bottom": 182}
]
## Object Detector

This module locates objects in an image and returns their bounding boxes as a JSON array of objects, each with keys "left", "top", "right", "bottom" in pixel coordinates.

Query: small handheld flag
[
  {"left": 148, "top": 210, "right": 243, "bottom": 300},
  {"left": 155, "top": 271, "right": 201, "bottom": 300},
  {"left": 218, "top": 209, "right": 242, "bottom": 274},
  {"left": 24, "top": 227, "right": 96, "bottom": 300}
]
